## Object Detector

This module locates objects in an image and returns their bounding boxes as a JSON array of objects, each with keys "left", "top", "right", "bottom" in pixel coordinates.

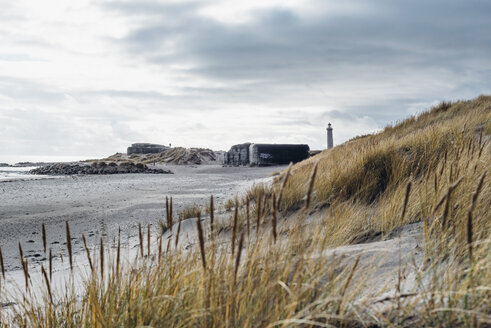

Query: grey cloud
[
  {"left": 1, "top": 0, "right": 490, "bottom": 160},
  {"left": 0, "top": 54, "right": 44, "bottom": 62},
  {"left": 270, "top": 118, "right": 314, "bottom": 127},
  {"left": 106, "top": 0, "right": 491, "bottom": 82},
  {"left": 98, "top": 0, "right": 491, "bottom": 129},
  {"left": 321, "top": 110, "right": 357, "bottom": 121},
  {"left": 84, "top": 87, "right": 250, "bottom": 101},
  {"left": 100, "top": 1, "right": 199, "bottom": 17},
  {"left": 0, "top": 75, "right": 66, "bottom": 103},
  {"left": 84, "top": 89, "right": 172, "bottom": 100},
  {"left": 0, "top": 107, "right": 140, "bottom": 159},
  {"left": 0, "top": 2, "right": 23, "bottom": 22},
  {"left": 110, "top": 120, "right": 145, "bottom": 141}
]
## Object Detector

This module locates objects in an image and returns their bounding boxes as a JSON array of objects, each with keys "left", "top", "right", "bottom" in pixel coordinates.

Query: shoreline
[{"left": 0, "top": 166, "right": 48, "bottom": 183}]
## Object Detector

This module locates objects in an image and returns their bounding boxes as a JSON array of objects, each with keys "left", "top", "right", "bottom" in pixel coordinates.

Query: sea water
[{"left": 0, "top": 166, "right": 46, "bottom": 182}]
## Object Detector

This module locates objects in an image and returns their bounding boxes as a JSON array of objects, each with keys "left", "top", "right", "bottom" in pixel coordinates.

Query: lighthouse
[{"left": 326, "top": 123, "right": 333, "bottom": 149}]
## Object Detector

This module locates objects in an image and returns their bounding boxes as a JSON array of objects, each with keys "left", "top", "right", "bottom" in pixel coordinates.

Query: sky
[{"left": 0, "top": 0, "right": 490, "bottom": 163}]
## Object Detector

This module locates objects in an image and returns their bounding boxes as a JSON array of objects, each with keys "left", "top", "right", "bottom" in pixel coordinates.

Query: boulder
[{"left": 29, "top": 162, "right": 173, "bottom": 175}]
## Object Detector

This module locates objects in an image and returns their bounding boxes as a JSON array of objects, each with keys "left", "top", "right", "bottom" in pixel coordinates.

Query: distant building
[
  {"left": 224, "top": 143, "right": 310, "bottom": 166},
  {"left": 327, "top": 123, "right": 333, "bottom": 149},
  {"left": 223, "top": 143, "right": 251, "bottom": 166},
  {"left": 127, "top": 143, "right": 169, "bottom": 155}
]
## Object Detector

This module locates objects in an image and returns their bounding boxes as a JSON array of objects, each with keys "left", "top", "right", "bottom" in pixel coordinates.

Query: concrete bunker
[
  {"left": 223, "top": 143, "right": 251, "bottom": 166},
  {"left": 224, "top": 143, "right": 310, "bottom": 166},
  {"left": 127, "top": 143, "right": 170, "bottom": 155}
]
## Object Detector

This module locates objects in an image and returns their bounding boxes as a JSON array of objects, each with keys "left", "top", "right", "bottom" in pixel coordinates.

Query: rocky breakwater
[{"left": 30, "top": 161, "right": 173, "bottom": 175}]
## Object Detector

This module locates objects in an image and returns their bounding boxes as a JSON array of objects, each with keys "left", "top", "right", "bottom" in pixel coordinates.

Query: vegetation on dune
[
  {"left": 0, "top": 96, "right": 489, "bottom": 327},
  {"left": 103, "top": 147, "right": 218, "bottom": 166},
  {"left": 270, "top": 95, "right": 490, "bottom": 247}
]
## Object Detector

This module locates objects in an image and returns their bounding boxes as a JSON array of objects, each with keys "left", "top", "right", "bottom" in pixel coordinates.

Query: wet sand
[{"left": 0, "top": 165, "right": 281, "bottom": 271}]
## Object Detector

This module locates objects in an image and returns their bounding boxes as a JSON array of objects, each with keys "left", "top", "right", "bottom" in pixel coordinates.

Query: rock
[{"left": 29, "top": 162, "right": 173, "bottom": 176}]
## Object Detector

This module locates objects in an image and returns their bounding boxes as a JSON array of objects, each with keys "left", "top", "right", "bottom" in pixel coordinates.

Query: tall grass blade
[
  {"left": 277, "top": 162, "right": 292, "bottom": 211},
  {"left": 100, "top": 237, "right": 104, "bottom": 280},
  {"left": 441, "top": 176, "right": 463, "bottom": 230},
  {"left": 256, "top": 194, "right": 262, "bottom": 237},
  {"left": 116, "top": 227, "right": 121, "bottom": 274},
  {"left": 0, "top": 247, "right": 5, "bottom": 280},
  {"left": 42, "top": 223, "right": 47, "bottom": 254},
  {"left": 165, "top": 196, "right": 170, "bottom": 228},
  {"left": 467, "top": 172, "right": 486, "bottom": 261},
  {"left": 210, "top": 195, "right": 215, "bottom": 235},
  {"left": 232, "top": 203, "right": 238, "bottom": 258},
  {"left": 246, "top": 197, "right": 250, "bottom": 239},
  {"left": 170, "top": 196, "right": 173, "bottom": 229},
  {"left": 175, "top": 218, "right": 182, "bottom": 248},
  {"left": 82, "top": 234, "right": 93, "bottom": 273},
  {"left": 49, "top": 248, "right": 53, "bottom": 280},
  {"left": 41, "top": 264, "right": 53, "bottom": 304},
  {"left": 400, "top": 181, "right": 412, "bottom": 223},
  {"left": 139, "top": 223, "right": 144, "bottom": 258},
  {"left": 65, "top": 221, "right": 73, "bottom": 271},
  {"left": 147, "top": 224, "right": 151, "bottom": 257},
  {"left": 234, "top": 232, "right": 244, "bottom": 285},
  {"left": 305, "top": 161, "right": 319, "bottom": 210},
  {"left": 196, "top": 213, "right": 206, "bottom": 271},
  {"left": 271, "top": 193, "right": 277, "bottom": 243}
]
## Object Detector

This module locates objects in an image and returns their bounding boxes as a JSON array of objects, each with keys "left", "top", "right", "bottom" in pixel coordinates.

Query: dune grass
[
  {"left": 0, "top": 96, "right": 489, "bottom": 327},
  {"left": 269, "top": 95, "right": 490, "bottom": 247}
]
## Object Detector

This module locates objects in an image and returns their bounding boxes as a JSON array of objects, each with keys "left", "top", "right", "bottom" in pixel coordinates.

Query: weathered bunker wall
[
  {"left": 224, "top": 143, "right": 251, "bottom": 166},
  {"left": 127, "top": 143, "right": 170, "bottom": 155},
  {"left": 224, "top": 143, "right": 310, "bottom": 166},
  {"left": 249, "top": 144, "right": 310, "bottom": 165}
]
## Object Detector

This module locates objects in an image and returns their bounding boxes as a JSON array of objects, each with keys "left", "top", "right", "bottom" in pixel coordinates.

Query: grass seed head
[
  {"left": 0, "top": 247, "right": 5, "bottom": 280},
  {"left": 196, "top": 212, "right": 206, "bottom": 271},
  {"left": 66, "top": 221, "right": 73, "bottom": 271},
  {"left": 82, "top": 233, "right": 93, "bottom": 273},
  {"left": 42, "top": 223, "right": 47, "bottom": 254}
]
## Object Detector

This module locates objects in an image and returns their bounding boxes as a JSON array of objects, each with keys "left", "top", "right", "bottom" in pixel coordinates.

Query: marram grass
[{"left": 0, "top": 96, "right": 489, "bottom": 327}]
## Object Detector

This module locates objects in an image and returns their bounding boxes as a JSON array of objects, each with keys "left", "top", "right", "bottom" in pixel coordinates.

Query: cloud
[
  {"left": 0, "top": 0, "right": 490, "bottom": 161},
  {"left": 106, "top": 0, "right": 491, "bottom": 82},
  {"left": 99, "top": 0, "right": 491, "bottom": 121},
  {"left": 0, "top": 75, "right": 65, "bottom": 104}
]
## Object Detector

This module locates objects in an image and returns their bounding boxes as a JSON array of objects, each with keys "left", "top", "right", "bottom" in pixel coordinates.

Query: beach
[{"left": 0, "top": 165, "right": 281, "bottom": 272}]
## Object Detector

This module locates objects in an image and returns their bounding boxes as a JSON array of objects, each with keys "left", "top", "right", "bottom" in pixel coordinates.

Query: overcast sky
[{"left": 1, "top": 0, "right": 490, "bottom": 163}]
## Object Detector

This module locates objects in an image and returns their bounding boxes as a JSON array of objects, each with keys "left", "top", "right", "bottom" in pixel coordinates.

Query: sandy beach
[{"left": 0, "top": 165, "right": 281, "bottom": 272}]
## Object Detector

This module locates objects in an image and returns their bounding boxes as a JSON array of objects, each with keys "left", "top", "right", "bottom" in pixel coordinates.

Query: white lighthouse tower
[{"left": 327, "top": 123, "right": 333, "bottom": 149}]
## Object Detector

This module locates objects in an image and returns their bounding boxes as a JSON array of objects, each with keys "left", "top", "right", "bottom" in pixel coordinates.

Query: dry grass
[
  {"left": 179, "top": 203, "right": 202, "bottom": 220},
  {"left": 223, "top": 197, "right": 236, "bottom": 212},
  {"left": 269, "top": 95, "right": 491, "bottom": 248},
  {"left": 0, "top": 95, "right": 489, "bottom": 327},
  {"left": 6, "top": 204, "right": 377, "bottom": 327}
]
